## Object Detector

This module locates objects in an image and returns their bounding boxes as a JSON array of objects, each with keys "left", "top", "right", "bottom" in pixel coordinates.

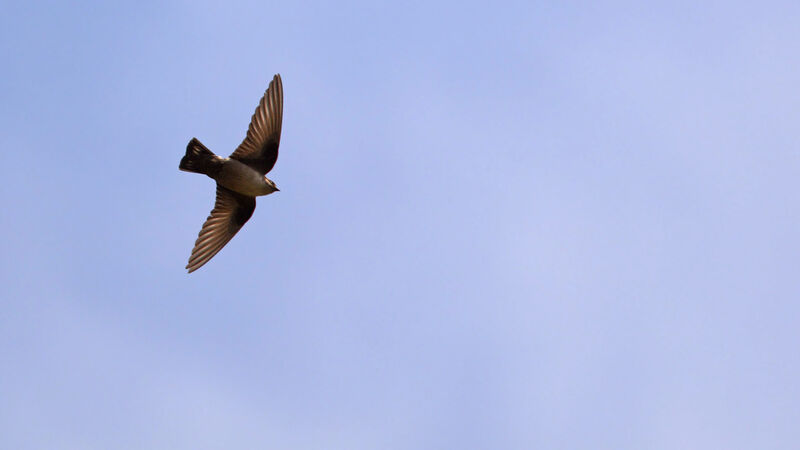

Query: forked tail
[{"left": 179, "top": 138, "right": 218, "bottom": 174}]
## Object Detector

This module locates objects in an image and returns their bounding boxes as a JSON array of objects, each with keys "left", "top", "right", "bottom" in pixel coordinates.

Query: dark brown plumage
[{"left": 179, "top": 74, "right": 284, "bottom": 273}]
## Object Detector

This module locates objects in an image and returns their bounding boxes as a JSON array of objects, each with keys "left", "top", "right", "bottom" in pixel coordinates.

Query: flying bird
[{"left": 179, "top": 74, "right": 283, "bottom": 273}]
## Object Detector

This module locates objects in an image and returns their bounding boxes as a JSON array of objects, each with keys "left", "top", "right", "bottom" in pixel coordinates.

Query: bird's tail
[{"left": 179, "top": 138, "right": 219, "bottom": 175}]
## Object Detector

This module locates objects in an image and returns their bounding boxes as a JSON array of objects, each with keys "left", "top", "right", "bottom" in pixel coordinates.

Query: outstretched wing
[
  {"left": 229, "top": 74, "right": 283, "bottom": 175},
  {"left": 186, "top": 184, "right": 256, "bottom": 273}
]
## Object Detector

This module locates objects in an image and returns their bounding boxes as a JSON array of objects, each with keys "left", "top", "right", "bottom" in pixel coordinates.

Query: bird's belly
[{"left": 215, "top": 160, "right": 272, "bottom": 197}]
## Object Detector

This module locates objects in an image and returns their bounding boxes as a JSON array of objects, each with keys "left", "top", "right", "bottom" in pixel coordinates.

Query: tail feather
[{"left": 179, "top": 138, "right": 218, "bottom": 174}]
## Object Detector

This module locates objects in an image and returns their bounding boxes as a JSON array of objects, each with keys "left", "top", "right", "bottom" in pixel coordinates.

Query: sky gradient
[{"left": 2, "top": 1, "right": 799, "bottom": 448}]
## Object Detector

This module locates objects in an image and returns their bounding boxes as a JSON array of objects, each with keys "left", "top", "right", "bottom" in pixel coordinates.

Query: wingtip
[{"left": 186, "top": 260, "right": 201, "bottom": 273}]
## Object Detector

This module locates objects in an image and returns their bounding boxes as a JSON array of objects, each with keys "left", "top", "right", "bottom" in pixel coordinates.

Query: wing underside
[
  {"left": 186, "top": 184, "right": 256, "bottom": 273},
  {"left": 229, "top": 74, "right": 283, "bottom": 175}
]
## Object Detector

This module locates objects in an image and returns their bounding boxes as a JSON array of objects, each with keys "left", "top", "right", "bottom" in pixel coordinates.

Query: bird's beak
[{"left": 275, "top": 187, "right": 280, "bottom": 192}]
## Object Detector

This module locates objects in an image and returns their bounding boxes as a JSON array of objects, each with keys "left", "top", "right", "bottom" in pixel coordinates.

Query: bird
[{"left": 179, "top": 74, "right": 283, "bottom": 273}]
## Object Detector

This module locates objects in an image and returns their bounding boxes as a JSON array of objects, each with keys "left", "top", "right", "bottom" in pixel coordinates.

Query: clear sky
[{"left": 2, "top": 1, "right": 799, "bottom": 448}]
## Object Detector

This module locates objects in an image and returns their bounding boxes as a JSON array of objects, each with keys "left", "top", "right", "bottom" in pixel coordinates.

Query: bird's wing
[
  {"left": 186, "top": 184, "right": 256, "bottom": 273},
  {"left": 229, "top": 74, "right": 283, "bottom": 175}
]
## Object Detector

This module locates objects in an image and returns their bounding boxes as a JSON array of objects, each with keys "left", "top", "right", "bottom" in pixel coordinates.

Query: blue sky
[{"left": 2, "top": 1, "right": 799, "bottom": 448}]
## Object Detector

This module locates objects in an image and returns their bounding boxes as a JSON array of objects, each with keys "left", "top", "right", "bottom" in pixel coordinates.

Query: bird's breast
[{"left": 214, "top": 159, "right": 273, "bottom": 197}]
